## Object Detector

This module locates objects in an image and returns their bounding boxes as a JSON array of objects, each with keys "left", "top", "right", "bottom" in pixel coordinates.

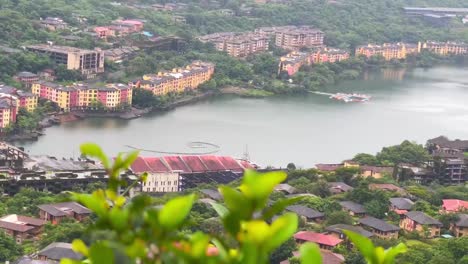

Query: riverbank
[{"left": 220, "top": 86, "right": 274, "bottom": 98}]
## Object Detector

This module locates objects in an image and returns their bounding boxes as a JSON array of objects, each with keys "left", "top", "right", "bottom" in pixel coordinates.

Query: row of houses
[
  {"left": 31, "top": 81, "right": 132, "bottom": 112},
  {"left": 93, "top": 19, "right": 145, "bottom": 40},
  {"left": 131, "top": 61, "right": 215, "bottom": 96},
  {"left": 279, "top": 48, "right": 350, "bottom": 76},
  {"left": 0, "top": 85, "right": 38, "bottom": 129},
  {"left": 356, "top": 41, "right": 468, "bottom": 61},
  {"left": 199, "top": 25, "right": 325, "bottom": 57},
  {"left": 198, "top": 32, "right": 269, "bottom": 58},
  {"left": 0, "top": 202, "right": 90, "bottom": 244}
]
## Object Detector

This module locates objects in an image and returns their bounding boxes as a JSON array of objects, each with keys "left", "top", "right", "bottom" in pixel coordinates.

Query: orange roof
[
  {"left": 294, "top": 231, "right": 342, "bottom": 247},
  {"left": 442, "top": 199, "right": 468, "bottom": 212}
]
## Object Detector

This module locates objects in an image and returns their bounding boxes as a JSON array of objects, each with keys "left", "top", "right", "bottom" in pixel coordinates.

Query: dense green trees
[{"left": 0, "top": 232, "right": 23, "bottom": 262}]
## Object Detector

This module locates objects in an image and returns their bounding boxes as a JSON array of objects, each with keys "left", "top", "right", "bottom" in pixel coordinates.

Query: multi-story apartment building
[
  {"left": 0, "top": 84, "right": 38, "bottom": 112},
  {"left": 258, "top": 26, "right": 324, "bottom": 50},
  {"left": 94, "top": 19, "right": 144, "bottom": 39},
  {"left": 132, "top": 61, "right": 215, "bottom": 96},
  {"left": 26, "top": 45, "right": 105, "bottom": 78},
  {"left": 356, "top": 43, "right": 419, "bottom": 61},
  {"left": 278, "top": 52, "right": 313, "bottom": 76},
  {"left": 31, "top": 81, "right": 132, "bottom": 112},
  {"left": 311, "top": 48, "right": 350, "bottom": 63},
  {"left": 0, "top": 97, "right": 17, "bottom": 129},
  {"left": 279, "top": 48, "right": 350, "bottom": 76},
  {"left": 199, "top": 32, "right": 269, "bottom": 57},
  {"left": 420, "top": 41, "right": 468, "bottom": 55},
  {"left": 14, "top": 72, "right": 40, "bottom": 88}
]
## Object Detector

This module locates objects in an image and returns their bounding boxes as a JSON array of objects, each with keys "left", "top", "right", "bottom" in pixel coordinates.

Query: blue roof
[{"left": 143, "top": 31, "right": 154, "bottom": 37}]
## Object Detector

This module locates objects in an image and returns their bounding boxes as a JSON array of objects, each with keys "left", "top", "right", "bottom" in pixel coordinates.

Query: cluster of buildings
[
  {"left": 0, "top": 201, "right": 90, "bottom": 245},
  {"left": 279, "top": 48, "right": 350, "bottom": 76},
  {"left": 355, "top": 42, "right": 420, "bottom": 61},
  {"left": 31, "top": 81, "right": 132, "bottom": 112},
  {"left": 199, "top": 25, "right": 325, "bottom": 58},
  {"left": 39, "top": 17, "right": 68, "bottom": 31},
  {"left": 0, "top": 85, "right": 38, "bottom": 129},
  {"left": 131, "top": 61, "right": 215, "bottom": 96},
  {"left": 356, "top": 41, "right": 468, "bottom": 61},
  {"left": 26, "top": 45, "right": 105, "bottom": 79},
  {"left": 198, "top": 32, "right": 269, "bottom": 58},
  {"left": 93, "top": 19, "right": 145, "bottom": 40},
  {"left": 256, "top": 26, "right": 325, "bottom": 50}
]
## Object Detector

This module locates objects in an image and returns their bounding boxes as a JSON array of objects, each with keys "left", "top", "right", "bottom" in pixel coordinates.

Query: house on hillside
[
  {"left": 339, "top": 201, "right": 366, "bottom": 217},
  {"left": 328, "top": 182, "right": 353, "bottom": 194},
  {"left": 37, "top": 242, "right": 83, "bottom": 262},
  {"left": 441, "top": 199, "right": 468, "bottom": 213},
  {"left": 452, "top": 214, "right": 468, "bottom": 237},
  {"left": 274, "top": 183, "right": 297, "bottom": 195},
  {"left": 0, "top": 214, "right": 46, "bottom": 243},
  {"left": 358, "top": 216, "right": 400, "bottom": 239},
  {"left": 325, "top": 224, "right": 374, "bottom": 240},
  {"left": 286, "top": 205, "right": 324, "bottom": 222},
  {"left": 294, "top": 231, "right": 343, "bottom": 251},
  {"left": 400, "top": 211, "right": 442, "bottom": 237},
  {"left": 390, "top": 197, "right": 415, "bottom": 215},
  {"left": 38, "top": 202, "right": 91, "bottom": 224},
  {"left": 361, "top": 166, "right": 394, "bottom": 179}
]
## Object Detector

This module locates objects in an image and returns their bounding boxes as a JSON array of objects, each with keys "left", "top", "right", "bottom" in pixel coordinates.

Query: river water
[{"left": 15, "top": 66, "right": 468, "bottom": 167}]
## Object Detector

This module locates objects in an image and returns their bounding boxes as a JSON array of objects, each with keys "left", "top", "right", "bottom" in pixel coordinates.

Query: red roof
[
  {"left": 130, "top": 157, "right": 152, "bottom": 173},
  {"left": 163, "top": 156, "right": 191, "bottom": 173},
  {"left": 143, "top": 157, "right": 170, "bottom": 172},
  {"left": 442, "top": 199, "right": 468, "bottom": 213},
  {"left": 181, "top": 156, "right": 208, "bottom": 173},
  {"left": 394, "top": 209, "right": 408, "bottom": 215},
  {"left": 294, "top": 231, "right": 342, "bottom": 247},
  {"left": 217, "top": 156, "right": 243, "bottom": 171},
  {"left": 200, "top": 156, "right": 227, "bottom": 171},
  {"left": 129, "top": 155, "right": 253, "bottom": 174},
  {"left": 94, "top": 27, "right": 109, "bottom": 32}
]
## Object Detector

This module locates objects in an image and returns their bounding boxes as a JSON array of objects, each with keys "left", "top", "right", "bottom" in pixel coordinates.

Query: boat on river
[{"left": 330, "top": 93, "right": 371, "bottom": 103}]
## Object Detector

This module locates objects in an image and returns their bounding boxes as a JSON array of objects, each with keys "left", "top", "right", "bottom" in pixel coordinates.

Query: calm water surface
[{"left": 16, "top": 66, "right": 468, "bottom": 167}]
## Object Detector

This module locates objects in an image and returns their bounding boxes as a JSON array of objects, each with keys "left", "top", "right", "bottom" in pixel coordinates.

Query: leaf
[
  {"left": 72, "top": 239, "right": 89, "bottom": 257},
  {"left": 265, "top": 213, "right": 298, "bottom": 252},
  {"left": 125, "top": 239, "right": 147, "bottom": 258},
  {"left": 263, "top": 196, "right": 304, "bottom": 220},
  {"left": 60, "top": 259, "right": 82, "bottom": 264},
  {"left": 240, "top": 170, "right": 287, "bottom": 207},
  {"left": 299, "top": 243, "right": 322, "bottom": 264},
  {"left": 89, "top": 242, "right": 114, "bottom": 264},
  {"left": 218, "top": 186, "right": 251, "bottom": 218},
  {"left": 80, "top": 143, "right": 109, "bottom": 168},
  {"left": 190, "top": 232, "right": 211, "bottom": 258},
  {"left": 210, "top": 202, "right": 229, "bottom": 218},
  {"left": 109, "top": 207, "right": 129, "bottom": 231},
  {"left": 158, "top": 194, "right": 195, "bottom": 230},
  {"left": 238, "top": 220, "right": 270, "bottom": 244},
  {"left": 383, "top": 243, "right": 407, "bottom": 264},
  {"left": 343, "top": 230, "right": 377, "bottom": 264}
]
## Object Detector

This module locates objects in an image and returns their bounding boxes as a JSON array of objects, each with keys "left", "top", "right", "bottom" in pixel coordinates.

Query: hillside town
[
  {"left": 0, "top": 0, "right": 468, "bottom": 263},
  {"left": 0, "top": 135, "right": 466, "bottom": 263}
]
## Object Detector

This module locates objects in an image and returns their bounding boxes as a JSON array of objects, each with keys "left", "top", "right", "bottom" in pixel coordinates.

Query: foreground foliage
[{"left": 58, "top": 143, "right": 407, "bottom": 264}]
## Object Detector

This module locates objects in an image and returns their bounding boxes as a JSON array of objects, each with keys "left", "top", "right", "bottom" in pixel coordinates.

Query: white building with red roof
[{"left": 131, "top": 155, "right": 255, "bottom": 193}]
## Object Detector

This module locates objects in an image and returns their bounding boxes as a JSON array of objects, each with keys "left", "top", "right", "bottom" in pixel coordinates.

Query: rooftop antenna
[{"left": 242, "top": 144, "right": 250, "bottom": 161}]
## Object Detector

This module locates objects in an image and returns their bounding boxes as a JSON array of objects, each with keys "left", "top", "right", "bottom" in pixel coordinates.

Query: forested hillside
[{"left": 0, "top": 0, "right": 467, "bottom": 48}]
